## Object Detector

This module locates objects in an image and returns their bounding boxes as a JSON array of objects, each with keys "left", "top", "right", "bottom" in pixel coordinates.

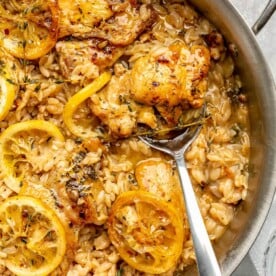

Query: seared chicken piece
[
  {"left": 66, "top": 180, "right": 107, "bottom": 225},
  {"left": 58, "top": 0, "right": 113, "bottom": 38},
  {"left": 56, "top": 39, "right": 124, "bottom": 84},
  {"left": 90, "top": 5, "right": 157, "bottom": 46},
  {"left": 88, "top": 43, "right": 209, "bottom": 137},
  {"left": 156, "top": 105, "right": 184, "bottom": 126},
  {"left": 135, "top": 158, "right": 185, "bottom": 219},
  {"left": 55, "top": 139, "right": 108, "bottom": 226},
  {"left": 89, "top": 73, "right": 136, "bottom": 137},
  {"left": 89, "top": 73, "right": 158, "bottom": 137},
  {"left": 136, "top": 106, "right": 157, "bottom": 129},
  {"left": 58, "top": 0, "right": 156, "bottom": 46},
  {"left": 130, "top": 43, "right": 210, "bottom": 108},
  {"left": 57, "top": 178, "right": 107, "bottom": 226}
]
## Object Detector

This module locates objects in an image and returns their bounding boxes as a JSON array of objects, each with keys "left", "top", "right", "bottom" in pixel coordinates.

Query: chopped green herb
[
  {"left": 31, "top": 6, "right": 42, "bottom": 13},
  {"left": 22, "top": 40, "right": 27, "bottom": 49},
  {"left": 21, "top": 237, "right": 27, "bottom": 244},
  {"left": 23, "top": 8, "right": 29, "bottom": 15},
  {"left": 54, "top": 79, "right": 64, "bottom": 84},
  {"left": 127, "top": 104, "right": 133, "bottom": 112},
  {"left": 128, "top": 174, "right": 137, "bottom": 185},
  {"left": 64, "top": 36, "right": 74, "bottom": 41},
  {"left": 73, "top": 151, "right": 87, "bottom": 164},
  {"left": 6, "top": 78, "right": 16, "bottom": 85},
  {"left": 22, "top": 76, "right": 38, "bottom": 84},
  {"left": 116, "top": 268, "right": 124, "bottom": 276},
  {"left": 84, "top": 165, "right": 97, "bottom": 180},
  {"left": 23, "top": 22, "right": 28, "bottom": 30},
  {"left": 34, "top": 83, "right": 41, "bottom": 92},
  {"left": 19, "top": 59, "right": 29, "bottom": 66},
  {"left": 74, "top": 137, "right": 83, "bottom": 144}
]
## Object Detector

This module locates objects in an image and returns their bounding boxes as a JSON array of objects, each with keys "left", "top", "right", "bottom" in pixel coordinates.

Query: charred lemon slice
[
  {"left": 0, "top": 196, "right": 66, "bottom": 276},
  {"left": 108, "top": 191, "right": 184, "bottom": 274},
  {"left": 0, "top": 0, "right": 59, "bottom": 60},
  {"left": 0, "top": 120, "right": 64, "bottom": 193},
  {"left": 63, "top": 71, "right": 111, "bottom": 138}
]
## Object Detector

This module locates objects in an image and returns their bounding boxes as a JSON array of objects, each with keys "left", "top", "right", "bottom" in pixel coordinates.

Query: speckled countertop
[
  {"left": 230, "top": 0, "right": 276, "bottom": 79},
  {"left": 228, "top": 1, "right": 276, "bottom": 275}
]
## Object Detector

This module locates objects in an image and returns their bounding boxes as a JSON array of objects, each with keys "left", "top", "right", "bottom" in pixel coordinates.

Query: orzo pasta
[{"left": 0, "top": 0, "right": 250, "bottom": 275}]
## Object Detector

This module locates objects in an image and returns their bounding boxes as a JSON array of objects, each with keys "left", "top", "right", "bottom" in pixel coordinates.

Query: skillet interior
[{"left": 185, "top": 0, "right": 276, "bottom": 275}]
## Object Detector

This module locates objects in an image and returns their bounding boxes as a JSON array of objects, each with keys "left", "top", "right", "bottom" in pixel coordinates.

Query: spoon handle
[
  {"left": 175, "top": 155, "right": 221, "bottom": 276},
  {"left": 252, "top": 0, "right": 276, "bottom": 34}
]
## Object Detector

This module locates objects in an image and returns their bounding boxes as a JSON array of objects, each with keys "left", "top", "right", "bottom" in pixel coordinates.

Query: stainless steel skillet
[{"left": 183, "top": 0, "right": 276, "bottom": 275}]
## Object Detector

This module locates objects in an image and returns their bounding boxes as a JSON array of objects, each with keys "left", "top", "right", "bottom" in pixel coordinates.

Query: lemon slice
[
  {"left": 0, "top": 53, "right": 18, "bottom": 121},
  {"left": 0, "top": 195, "right": 66, "bottom": 276},
  {"left": 63, "top": 71, "right": 111, "bottom": 138},
  {"left": 0, "top": 120, "right": 64, "bottom": 193},
  {"left": 0, "top": 0, "right": 59, "bottom": 60},
  {"left": 108, "top": 191, "right": 184, "bottom": 274}
]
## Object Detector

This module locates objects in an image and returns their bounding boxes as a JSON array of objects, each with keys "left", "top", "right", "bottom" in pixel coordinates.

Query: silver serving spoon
[{"left": 139, "top": 109, "right": 222, "bottom": 276}]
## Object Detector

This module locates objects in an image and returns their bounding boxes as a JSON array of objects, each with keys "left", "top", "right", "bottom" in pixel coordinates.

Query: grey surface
[
  {"left": 229, "top": 1, "right": 276, "bottom": 275},
  {"left": 229, "top": 1, "right": 276, "bottom": 80},
  {"left": 233, "top": 254, "right": 259, "bottom": 276}
]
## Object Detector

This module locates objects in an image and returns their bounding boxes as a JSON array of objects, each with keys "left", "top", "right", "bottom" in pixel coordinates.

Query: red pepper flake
[
  {"left": 157, "top": 56, "right": 169, "bottom": 63},
  {"left": 4, "top": 29, "right": 9, "bottom": 35},
  {"left": 152, "top": 81, "right": 160, "bottom": 87}
]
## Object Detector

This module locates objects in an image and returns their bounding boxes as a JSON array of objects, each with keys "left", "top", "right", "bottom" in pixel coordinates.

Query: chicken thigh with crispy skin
[{"left": 130, "top": 43, "right": 210, "bottom": 108}]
